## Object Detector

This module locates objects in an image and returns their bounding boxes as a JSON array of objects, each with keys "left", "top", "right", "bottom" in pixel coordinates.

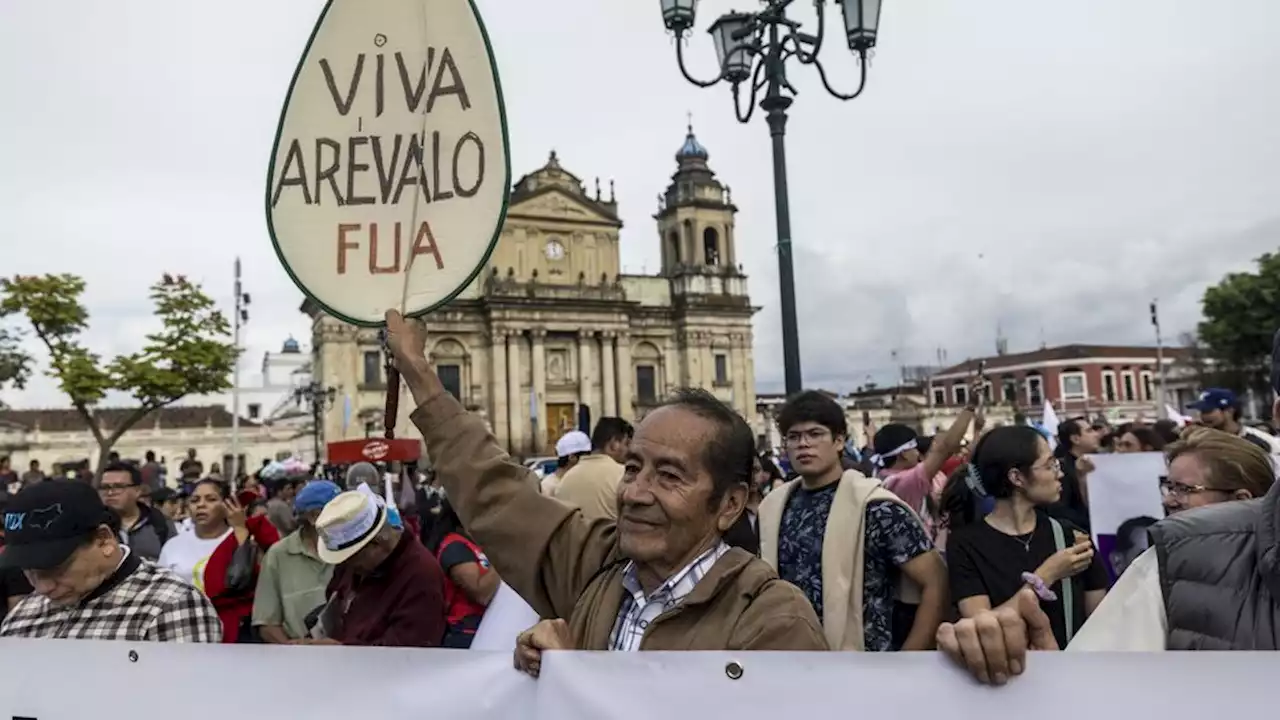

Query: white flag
[{"left": 1042, "top": 400, "right": 1061, "bottom": 450}]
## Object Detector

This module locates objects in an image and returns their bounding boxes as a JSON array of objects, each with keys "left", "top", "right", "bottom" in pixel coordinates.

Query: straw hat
[{"left": 315, "top": 490, "right": 387, "bottom": 564}]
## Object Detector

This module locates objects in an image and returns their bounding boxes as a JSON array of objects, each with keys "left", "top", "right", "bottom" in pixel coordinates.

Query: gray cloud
[{"left": 2, "top": 0, "right": 1278, "bottom": 406}]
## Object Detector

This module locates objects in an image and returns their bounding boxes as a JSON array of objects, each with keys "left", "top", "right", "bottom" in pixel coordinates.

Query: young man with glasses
[
  {"left": 99, "top": 461, "right": 176, "bottom": 561},
  {"left": 757, "top": 391, "right": 949, "bottom": 651}
]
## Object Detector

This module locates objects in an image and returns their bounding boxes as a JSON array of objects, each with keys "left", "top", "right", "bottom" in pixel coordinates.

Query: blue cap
[
  {"left": 294, "top": 480, "right": 342, "bottom": 513},
  {"left": 1188, "top": 388, "right": 1238, "bottom": 412}
]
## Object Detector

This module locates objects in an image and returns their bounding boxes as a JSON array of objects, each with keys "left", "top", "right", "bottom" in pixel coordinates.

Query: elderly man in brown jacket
[{"left": 385, "top": 311, "right": 824, "bottom": 660}]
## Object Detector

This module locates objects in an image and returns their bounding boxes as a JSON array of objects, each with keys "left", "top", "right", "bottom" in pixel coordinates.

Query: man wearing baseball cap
[
  {"left": 0, "top": 481, "right": 221, "bottom": 641},
  {"left": 253, "top": 480, "right": 342, "bottom": 643},
  {"left": 1189, "top": 388, "right": 1280, "bottom": 455}
]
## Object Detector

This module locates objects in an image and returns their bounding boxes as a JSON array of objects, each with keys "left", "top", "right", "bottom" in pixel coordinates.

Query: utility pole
[
  {"left": 1151, "top": 300, "right": 1166, "bottom": 418},
  {"left": 231, "top": 258, "right": 250, "bottom": 486}
]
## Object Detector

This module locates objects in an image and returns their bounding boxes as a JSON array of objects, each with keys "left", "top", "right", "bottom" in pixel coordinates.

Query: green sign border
[{"left": 264, "top": 0, "right": 512, "bottom": 328}]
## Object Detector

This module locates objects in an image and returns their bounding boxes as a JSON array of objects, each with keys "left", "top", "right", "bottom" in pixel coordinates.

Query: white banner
[
  {"left": 1086, "top": 452, "right": 1166, "bottom": 583},
  {"left": 0, "top": 640, "right": 529, "bottom": 720},
  {"left": 1, "top": 640, "right": 1278, "bottom": 719}
]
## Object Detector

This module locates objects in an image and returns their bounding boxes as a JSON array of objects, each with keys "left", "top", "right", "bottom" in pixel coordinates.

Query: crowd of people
[{"left": 0, "top": 311, "right": 1276, "bottom": 687}]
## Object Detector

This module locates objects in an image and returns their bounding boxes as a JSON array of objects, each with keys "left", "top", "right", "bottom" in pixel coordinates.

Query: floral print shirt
[{"left": 776, "top": 483, "right": 932, "bottom": 651}]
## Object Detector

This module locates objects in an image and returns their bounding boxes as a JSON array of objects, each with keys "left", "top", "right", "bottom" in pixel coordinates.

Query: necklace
[{"left": 985, "top": 515, "right": 1037, "bottom": 551}]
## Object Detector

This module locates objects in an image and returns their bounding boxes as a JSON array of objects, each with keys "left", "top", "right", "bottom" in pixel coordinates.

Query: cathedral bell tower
[{"left": 654, "top": 124, "right": 747, "bottom": 298}]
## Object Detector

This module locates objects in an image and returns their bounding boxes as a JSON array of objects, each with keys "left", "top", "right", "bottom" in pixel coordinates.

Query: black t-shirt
[{"left": 947, "top": 511, "right": 1108, "bottom": 650}]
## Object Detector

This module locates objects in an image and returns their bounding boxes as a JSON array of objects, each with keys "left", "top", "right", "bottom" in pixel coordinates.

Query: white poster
[
  {"left": 471, "top": 581, "right": 541, "bottom": 652},
  {"left": 1086, "top": 452, "right": 1166, "bottom": 583},
  {"left": 2, "top": 641, "right": 1276, "bottom": 720},
  {"left": 267, "top": 0, "right": 511, "bottom": 326}
]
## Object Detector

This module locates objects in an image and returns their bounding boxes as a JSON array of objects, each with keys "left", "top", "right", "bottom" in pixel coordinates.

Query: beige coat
[
  {"left": 758, "top": 470, "right": 922, "bottom": 651},
  {"left": 553, "top": 454, "right": 623, "bottom": 520}
]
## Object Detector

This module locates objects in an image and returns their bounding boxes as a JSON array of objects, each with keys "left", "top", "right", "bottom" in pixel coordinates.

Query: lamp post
[
  {"left": 660, "top": 0, "right": 882, "bottom": 395},
  {"left": 294, "top": 381, "right": 337, "bottom": 464},
  {"left": 230, "top": 258, "right": 250, "bottom": 483}
]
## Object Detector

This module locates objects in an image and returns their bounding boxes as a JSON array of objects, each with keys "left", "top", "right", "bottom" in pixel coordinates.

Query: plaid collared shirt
[
  {"left": 609, "top": 542, "right": 730, "bottom": 651},
  {"left": 0, "top": 553, "right": 222, "bottom": 642}
]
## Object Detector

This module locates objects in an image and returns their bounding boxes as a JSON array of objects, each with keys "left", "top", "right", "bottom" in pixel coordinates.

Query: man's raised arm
[{"left": 384, "top": 310, "right": 617, "bottom": 620}]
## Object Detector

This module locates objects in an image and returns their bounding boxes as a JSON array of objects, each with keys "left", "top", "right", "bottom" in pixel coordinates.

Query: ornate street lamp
[
  {"left": 661, "top": 0, "right": 882, "bottom": 395},
  {"left": 294, "top": 381, "right": 337, "bottom": 464}
]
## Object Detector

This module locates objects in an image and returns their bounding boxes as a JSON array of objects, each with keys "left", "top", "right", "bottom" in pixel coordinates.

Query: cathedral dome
[
  {"left": 676, "top": 124, "right": 709, "bottom": 163},
  {"left": 281, "top": 337, "right": 301, "bottom": 354}
]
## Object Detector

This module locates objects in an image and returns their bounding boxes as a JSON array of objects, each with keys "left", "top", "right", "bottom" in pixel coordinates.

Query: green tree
[
  {"left": 0, "top": 273, "right": 237, "bottom": 468},
  {"left": 0, "top": 326, "right": 33, "bottom": 407},
  {"left": 1197, "top": 252, "right": 1280, "bottom": 395}
]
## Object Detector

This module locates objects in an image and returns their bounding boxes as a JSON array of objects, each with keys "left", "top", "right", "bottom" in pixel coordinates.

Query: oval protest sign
[{"left": 266, "top": 0, "right": 510, "bottom": 326}]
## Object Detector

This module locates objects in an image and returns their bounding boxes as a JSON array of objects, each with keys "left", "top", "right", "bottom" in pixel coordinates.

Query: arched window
[
  {"left": 703, "top": 227, "right": 720, "bottom": 265},
  {"left": 667, "top": 231, "right": 681, "bottom": 265}
]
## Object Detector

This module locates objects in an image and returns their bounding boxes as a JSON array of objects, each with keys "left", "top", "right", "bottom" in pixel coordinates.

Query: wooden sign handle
[{"left": 380, "top": 329, "right": 399, "bottom": 440}]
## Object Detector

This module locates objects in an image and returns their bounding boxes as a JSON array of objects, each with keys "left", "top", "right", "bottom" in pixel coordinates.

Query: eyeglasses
[
  {"left": 1032, "top": 458, "right": 1062, "bottom": 473},
  {"left": 98, "top": 483, "right": 138, "bottom": 494},
  {"left": 784, "top": 428, "right": 833, "bottom": 446},
  {"left": 1160, "top": 480, "right": 1229, "bottom": 499}
]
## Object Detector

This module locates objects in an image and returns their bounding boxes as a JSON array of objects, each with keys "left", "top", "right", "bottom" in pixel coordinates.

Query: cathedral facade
[{"left": 306, "top": 128, "right": 757, "bottom": 458}]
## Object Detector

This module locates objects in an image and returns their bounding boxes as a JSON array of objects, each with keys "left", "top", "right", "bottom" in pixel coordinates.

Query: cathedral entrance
[{"left": 546, "top": 403, "right": 577, "bottom": 448}]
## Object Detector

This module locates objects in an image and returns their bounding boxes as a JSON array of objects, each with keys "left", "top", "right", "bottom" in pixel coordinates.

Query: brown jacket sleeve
[
  {"left": 410, "top": 392, "right": 620, "bottom": 620},
  {"left": 728, "top": 579, "right": 827, "bottom": 651}
]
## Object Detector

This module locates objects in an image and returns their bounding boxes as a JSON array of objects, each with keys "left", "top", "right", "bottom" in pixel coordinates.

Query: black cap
[{"left": 0, "top": 481, "right": 113, "bottom": 570}]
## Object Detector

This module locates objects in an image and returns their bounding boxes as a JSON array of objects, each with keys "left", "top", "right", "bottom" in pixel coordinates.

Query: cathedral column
[
  {"left": 489, "top": 329, "right": 508, "bottom": 452},
  {"left": 506, "top": 332, "right": 523, "bottom": 455},
  {"left": 531, "top": 329, "right": 547, "bottom": 453},
  {"left": 578, "top": 330, "right": 592, "bottom": 424},
  {"left": 601, "top": 331, "right": 617, "bottom": 417},
  {"left": 731, "top": 338, "right": 747, "bottom": 416},
  {"left": 702, "top": 339, "right": 715, "bottom": 387},
  {"left": 664, "top": 337, "right": 680, "bottom": 393},
  {"left": 616, "top": 332, "right": 632, "bottom": 420}
]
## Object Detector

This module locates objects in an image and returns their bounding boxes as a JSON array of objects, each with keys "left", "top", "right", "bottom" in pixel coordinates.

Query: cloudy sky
[{"left": 2, "top": 0, "right": 1278, "bottom": 408}]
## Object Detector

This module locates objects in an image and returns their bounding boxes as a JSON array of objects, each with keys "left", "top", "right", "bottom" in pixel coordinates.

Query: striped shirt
[{"left": 609, "top": 542, "right": 730, "bottom": 651}]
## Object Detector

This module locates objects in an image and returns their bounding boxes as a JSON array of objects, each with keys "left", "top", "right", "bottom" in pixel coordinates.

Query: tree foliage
[
  {"left": 0, "top": 273, "right": 237, "bottom": 466},
  {"left": 1196, "top": 252, "right": 1280, "bottom": 394},
  {"left": 0, "top": 325, "right": 32, "bottom": 406}
]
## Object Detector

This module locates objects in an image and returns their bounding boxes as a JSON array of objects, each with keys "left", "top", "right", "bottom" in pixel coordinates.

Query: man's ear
[
  {"left": 1233, "top": 488, "right": 1254, "bottom": 501},
  {"left": 716, "top": 483, "right": 748, "bottom": 532}
]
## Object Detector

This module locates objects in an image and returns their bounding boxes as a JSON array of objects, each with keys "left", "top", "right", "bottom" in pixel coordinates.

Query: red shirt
[
  {"left": 326, "top": 531, "right": 446, "bottom": 647},
  {"left": 436, "top": 533, "right": 489, "bottom": 632},
  {"left": 203, "top": 516, "right": 280, "bottom": 643}
]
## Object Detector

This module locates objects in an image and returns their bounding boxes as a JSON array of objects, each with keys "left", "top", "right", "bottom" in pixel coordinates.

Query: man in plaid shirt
[{"left": 0, "top": 481, "right": 221, "bottom": 641}]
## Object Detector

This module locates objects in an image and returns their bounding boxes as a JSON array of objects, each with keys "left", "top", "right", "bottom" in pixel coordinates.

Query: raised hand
[{"left": 384, "top": 309, "right": 429, "bottom": 372}]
